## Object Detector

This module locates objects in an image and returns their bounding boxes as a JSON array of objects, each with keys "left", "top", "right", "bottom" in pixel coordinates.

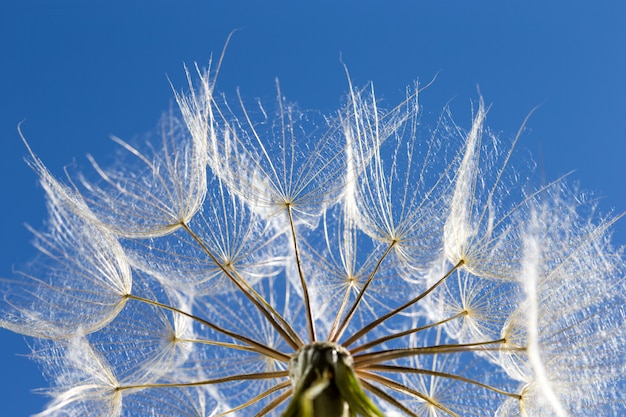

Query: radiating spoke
[
  {"left": 286, "top": 204, "right": 316, "bottom": 342},
  {"left": 359, "top": 379, "right": 420, "bottom": 417},
  {"left": 127, "top": 294, "right": 290, "bottom": 362},
  {"left": 181, "top": 222, "right": 304, "bottom": 349},
  {"left": 359, "top": 370, "right": 459, "bottom": 417},
  {"left": 362, "top": 364, "right": 521, "bottom": 399},
  {"left": 329, "top": 240, "right": 396, "bottom": 343},
  {"left": 256, "top": 387, "right": 293, "bottom": 417},
  {"left": 349, "top": 311, "right": 467, "bottom": 354},
  {"left": 214, "top": 380, "right": 291, "bottom": 417},
  {"left": 353, "top": 338, "right": 509, "bottom": 367},
  {"left": 343, "top": 260, "right": 464, "bottom": 347},
  {"left": 118, "top": 370, "right": 289, "bottom": 391}
]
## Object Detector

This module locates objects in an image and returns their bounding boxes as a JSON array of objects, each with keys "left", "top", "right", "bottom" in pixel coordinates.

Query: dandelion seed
[
  {"left": 79, "top": 112, "right": 208, "bottom": 238},
  {"left": 1, "top": 134, "right": 131, "bottom": 339},
  {"left": 498, "top": 187, "right": 626, "bottom": 416},
  {"left": 3, "top": 54, "right": 625, "bottom": 417},
  {"left": 32, "top": 336, "right": 122, "bottom": 417}
]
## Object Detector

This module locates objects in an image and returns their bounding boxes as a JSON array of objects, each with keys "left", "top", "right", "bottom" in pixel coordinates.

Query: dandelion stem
[
  {"left": 329, "top": 240, "right": 397, "bottom": 344},
  {"left": 181, "top": 221, "right": 303, "bottom": 349},
  {"left": 126, "top": 294, "right": 290, "bottom": 362},
  {"left": 343, "top": 260, "right": 464, "bottom": 347},
  {"left": 358, "top": 370, "right": 460, "bottom": 417},
  {"left": 353, "top": 338, "right": 508, "bottom": 367},
  {"left": 118, "top": 370, "right": 289, "bottom": 391},
  {"left": 349, "top": 311, "right": 467, "bottom": 354},
  {"left": 362, "top": 364, "right": 522, "bottom": 399},
  {"left": 286, "top": 204, "right": 316, "bottom": 342}
]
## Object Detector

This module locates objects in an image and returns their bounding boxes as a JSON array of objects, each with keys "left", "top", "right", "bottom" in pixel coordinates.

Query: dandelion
[{"left": 3, "top": 54, "right": 625, "bottom": 417}]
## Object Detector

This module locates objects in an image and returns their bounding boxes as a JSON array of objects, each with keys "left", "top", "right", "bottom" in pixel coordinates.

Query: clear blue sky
[{"left": 1, "top": 1, "right": 625, "bottom": 415}]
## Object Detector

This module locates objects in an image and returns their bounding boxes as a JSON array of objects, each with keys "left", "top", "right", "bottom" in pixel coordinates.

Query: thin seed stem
[
  {"left": 286, "top": 204, "right": 316, "bottom": 342},
  {"left": 343, "top": 260, "right": 464, "bottom": 347},
  {"left": 329, "top": 240, "right": 397, "bottom": 343},
  {"left": 326, "top": 280, "right": 354, "bottom": 343},
  {"left": 181, "top": 222, "right": 303, "bottom": 349},
  {"left": 353, "top": 338, "right": 508, "bottom": 367},
  {"left": 359, "top": 379, "right": 420, "bottom": 417},
  {"left": 118, "top": 370, "right": 289, "bottom": 391},
  {"left": 126, "top": 294, "right": 290, "bottom": 362},
  {"left": 255, "top": 387, "right": 293, "bottom": 417},
  {"left": 229, "top": 266, "right": 304, "bottom": 347},
  {"left": 358, "top": 370, "right": 459, "bottom": 417},
  {"left": 362, "top": 364, "right": 522, "bottom": 399},
  {"left": 177, "top": 338, "right": 261, "bottom": 354},
  {"left": 214, "top": 380, "right": 291, "bottom": 417},
  {"left": 349, "top": 311, "right": 467, "bottom": 354}
]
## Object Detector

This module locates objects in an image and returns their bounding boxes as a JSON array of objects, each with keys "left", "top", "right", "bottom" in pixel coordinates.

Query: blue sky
[{"left": 1, "top": 1, "right": 625, "bottom": 415}]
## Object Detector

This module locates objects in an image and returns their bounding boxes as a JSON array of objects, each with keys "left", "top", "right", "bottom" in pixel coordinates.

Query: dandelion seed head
[{"left": 3, "top": 56, "right": 625, "bottom": 417}]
